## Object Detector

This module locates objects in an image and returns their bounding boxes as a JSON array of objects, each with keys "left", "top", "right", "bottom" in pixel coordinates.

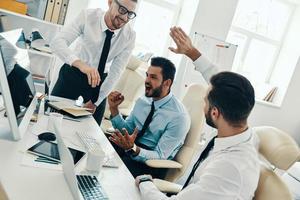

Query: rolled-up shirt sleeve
[
  {"left": 50, "top": 10, "right": 85, "bottom": 65},
  {"left": 132, "top": 114, "right": 191, "bottom": 163},
  {"left": 193, "top": 54, "right": 219, "bottom": 82},
  {"left": 111, "top": 111, "right": 135, "bottom": 134}
]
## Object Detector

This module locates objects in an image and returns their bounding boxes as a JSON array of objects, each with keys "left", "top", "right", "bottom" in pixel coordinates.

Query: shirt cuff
[
  {"left": 193, "top": 54, "right": 212, "bottom": 72},
  {"left": 139, "top": 181, "right": 159, "bottom": 195},
  {"left": 66, "top": 54, "right": 80, "bottom": 66},
  {"left": 139, "top": 180, "right": 155, "bottom": 188},
  {"left": 131, "top": 148, "right": 147, "bottom": 163},
  {"left": 110, "top": 113, "right": 124, "bottom": 128},
  {"left": 94, "top": 93, "right": 105, "bottom": 106}
]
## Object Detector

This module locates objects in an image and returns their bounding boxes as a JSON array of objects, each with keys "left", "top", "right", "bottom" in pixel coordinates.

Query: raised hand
[
  {"left": 169, "top": 26, "right": 201, "bottom": 61},
  {"left": 108, "top": 91, "right": 124, "bottom": 108}
]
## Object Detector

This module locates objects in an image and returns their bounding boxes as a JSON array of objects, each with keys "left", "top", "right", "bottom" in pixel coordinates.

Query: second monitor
[{"left": 0, "top": 28, "right": 38, "bottom": 140}]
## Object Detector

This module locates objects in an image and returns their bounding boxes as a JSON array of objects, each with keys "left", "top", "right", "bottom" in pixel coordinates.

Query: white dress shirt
[
  {"left": 51, "top": 8, "right": 136, "bottom": 106},
  {"left": 139, "top": 129, "right": 260, "bottom": 200},
  {"left": 138, "top": 55, "right": 260, "bottom": 200},
  {"left": 193, "top": 54, "right": 219, "bottom": 83}
]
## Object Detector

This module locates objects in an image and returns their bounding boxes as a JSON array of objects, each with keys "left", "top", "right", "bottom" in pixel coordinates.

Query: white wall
[
  {"left": 190, "top": 0, "right": 238, "bottom": 40},
  {"left": 173, "top": 0, "right": 238, "bottom": 98},
  {"left": 174, "top": 0, "right": 300, "bottom": 144},
  {"left": 64, "top": 0, "right": 90, "bottom": 25},
  {"left": 249, "top": 58, "right": 300, "bottom": 144}
]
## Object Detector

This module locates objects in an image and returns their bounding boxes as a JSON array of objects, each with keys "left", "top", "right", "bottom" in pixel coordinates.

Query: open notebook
[{"left": 48, "top": 101, "right": 93, "bottom": 118}]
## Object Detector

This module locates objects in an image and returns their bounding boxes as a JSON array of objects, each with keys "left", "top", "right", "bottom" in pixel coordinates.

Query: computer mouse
[{"left": 38, "top": 132, "right": 56, "bottom": 141}]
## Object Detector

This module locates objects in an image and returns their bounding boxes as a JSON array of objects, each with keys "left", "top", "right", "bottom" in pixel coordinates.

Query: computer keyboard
[
  {"left": 76, "top": 131, "right": 102, "bottom": 151},
  {"left": 76, "top": 132, "right": 120, "bottom": 168},
  {"left": 77, "top": 175, "right": 108, "bottom": 200}
]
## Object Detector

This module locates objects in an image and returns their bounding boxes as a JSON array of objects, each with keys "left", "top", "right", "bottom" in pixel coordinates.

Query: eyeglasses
[{"left": 114, "top": 0, "right": 137, "bottom": 19}]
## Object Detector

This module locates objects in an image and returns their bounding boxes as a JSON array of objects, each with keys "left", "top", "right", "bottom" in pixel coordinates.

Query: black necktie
[
  {"left": 137, "top": 101, "right": 155, "bottom": 140},
  {"left": 98, "top": 29, "right": 114, "bottom": 78},
  {"left": 182, "top": 136, "right": 217, "bottom": 189}
]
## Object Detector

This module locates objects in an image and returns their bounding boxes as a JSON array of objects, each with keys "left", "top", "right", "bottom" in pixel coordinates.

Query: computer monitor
[{"left": 0, "top": 28, "right": 37, "bottom": 141}]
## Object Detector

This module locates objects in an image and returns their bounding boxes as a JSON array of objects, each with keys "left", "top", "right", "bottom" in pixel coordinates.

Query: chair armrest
[
  {"left": 145, "top": 159, "right": 182, "bottom": 169},
  {"left": 153, "top": 179, "right": 182, "bottom": 194}
]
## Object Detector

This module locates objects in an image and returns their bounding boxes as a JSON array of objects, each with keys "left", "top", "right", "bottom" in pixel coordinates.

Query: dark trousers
[
  {"left": 51, "top": 64, "right": 107, "bottom": 125},
  {"left": 109, "top": 140, "right": 167, "bottom": 179}
]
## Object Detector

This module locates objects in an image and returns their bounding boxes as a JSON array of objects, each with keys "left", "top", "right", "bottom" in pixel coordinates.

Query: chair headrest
[
  {"left": 254, "top": 126, "right": 300, "bottom": 170},
  {"left": 126, "top": 56, "right": 148, "bottom": 71}
]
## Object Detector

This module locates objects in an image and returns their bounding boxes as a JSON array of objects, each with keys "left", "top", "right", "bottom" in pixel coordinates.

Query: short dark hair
[
  {"left": 208, "top": 72, "right": 255, "bottom": 126},
  {"left": 150, "top": 57, "right": 176, "bottom": 84}
]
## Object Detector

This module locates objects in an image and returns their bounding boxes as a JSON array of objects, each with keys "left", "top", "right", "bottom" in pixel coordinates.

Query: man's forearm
[
  {"left": 110, "top": 106, "right": 119, "bottom": 117},
  {"left": 72, "top": 60, "right": 85, "bottom": 70},
  {"left": 186, "top": 47, "right": 202, "bottom": 61}
]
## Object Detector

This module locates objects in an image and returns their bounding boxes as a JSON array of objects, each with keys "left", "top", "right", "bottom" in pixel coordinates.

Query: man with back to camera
[
  {"left": 107, "top": 57, "right": 191, "bottom": 179},
  {"left": 135, "top": 27, "right": 260, "bottom": 200},
  {"left": 51, "top": 0, "right": 137, "bottom": 125}
]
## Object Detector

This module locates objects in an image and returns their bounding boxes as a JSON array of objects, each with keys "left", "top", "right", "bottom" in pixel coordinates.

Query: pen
[{"left": 216, "top": 44, "right": 229, "bottom": 48}]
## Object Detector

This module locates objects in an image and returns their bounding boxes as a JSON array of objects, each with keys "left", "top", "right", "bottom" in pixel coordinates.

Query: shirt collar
[
  {"left": 152, "top": 93, "right": 173, "bottom": 109},
  {"left": 101, "top": 12, "right": 121, "bottom": 36},
  {"left": 213, "top": 128, "right": 252, "bottom": 152}
]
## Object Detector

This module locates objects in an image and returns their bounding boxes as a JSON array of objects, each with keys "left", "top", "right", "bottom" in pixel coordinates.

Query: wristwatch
[
  {"left": 125, "top": 143, "right": 137, "bottom": 154},
  {"left": 138, "top": 175, "right": 153, "bottom": 184}
]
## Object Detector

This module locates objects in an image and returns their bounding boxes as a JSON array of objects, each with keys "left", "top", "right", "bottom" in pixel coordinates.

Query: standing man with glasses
[{"left": 51, "top": 0, "right": 137, "bottom": 125}]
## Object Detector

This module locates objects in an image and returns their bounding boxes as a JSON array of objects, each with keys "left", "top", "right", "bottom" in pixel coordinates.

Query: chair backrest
[
  {"left": 112, "top": 56, "right": 146, "bottom": 116},
  {"left": 253, "top": 165, "right": 293, "bottom": 200},
  {"left": 253, "top": 126, "right": 300, "bottom": 200},
  {"left": 164, "top": 84, "right": 207, "bottom": 182},
  {"left": 0, "top": 179, "right": 9, "bottom": 200},
  {"left": 254, "top": 126, "right": 300, "bottom": 170},
  {"left": 102, "top": 56, "right": 146, "bottom": 120}
]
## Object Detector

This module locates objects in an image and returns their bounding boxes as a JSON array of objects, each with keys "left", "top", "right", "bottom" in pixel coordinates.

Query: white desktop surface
[{"left": 0, "top": 104, "right": 141, "bottom": 200}]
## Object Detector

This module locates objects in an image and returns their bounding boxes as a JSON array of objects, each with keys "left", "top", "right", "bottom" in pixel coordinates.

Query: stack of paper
[{"left": 48, "top": 101, "right": 93, "bottom": 118}]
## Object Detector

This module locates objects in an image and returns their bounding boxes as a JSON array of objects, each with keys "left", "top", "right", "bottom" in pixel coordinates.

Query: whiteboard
[
  {"left": 183, "top": 32, "right": 237, "bottom": 86},
  {"left": 193, "top": 32, "right": 237, "bottom": 71}
]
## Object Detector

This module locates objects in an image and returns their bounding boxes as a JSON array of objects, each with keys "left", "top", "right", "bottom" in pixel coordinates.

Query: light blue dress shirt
[{"left": 111, "top": 93, "right": 191, "bottom": 162}]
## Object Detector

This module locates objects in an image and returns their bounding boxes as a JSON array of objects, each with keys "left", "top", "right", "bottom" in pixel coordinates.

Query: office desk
[{"left": 0, "top": 105, "right": 141, "bottom": 200}]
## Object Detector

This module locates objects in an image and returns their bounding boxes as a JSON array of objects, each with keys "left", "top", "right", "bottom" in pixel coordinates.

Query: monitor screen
[{"left": 0, "top": 29, "right": 36, "bottom": 125}]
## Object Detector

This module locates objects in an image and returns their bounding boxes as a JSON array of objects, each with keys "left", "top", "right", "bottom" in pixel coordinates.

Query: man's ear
[
  {"left": 211, "top": 107, "right": 220, "bottom": 120},
  {"left": 163, "top": 79, "right": 172, "bottom": 89}
]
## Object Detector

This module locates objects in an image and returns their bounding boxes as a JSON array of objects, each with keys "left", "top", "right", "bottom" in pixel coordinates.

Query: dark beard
[
  {"left": 145, "top": 84, "right": 163, "bottom": 98},
  {"left": 205, "top": 106, "right": 216, "bottom": 128}
]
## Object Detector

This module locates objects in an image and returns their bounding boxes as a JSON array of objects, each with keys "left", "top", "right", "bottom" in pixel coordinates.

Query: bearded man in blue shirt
[{"left": 108, "top": 57, "right": 191, "bottom": 179}]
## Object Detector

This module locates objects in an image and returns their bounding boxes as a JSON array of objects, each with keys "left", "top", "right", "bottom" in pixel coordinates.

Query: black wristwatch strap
[{"left": 139, "top": 178, "right": 152, "bottom": 184}]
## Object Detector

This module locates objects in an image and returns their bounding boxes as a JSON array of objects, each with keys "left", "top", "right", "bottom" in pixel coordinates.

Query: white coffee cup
[
  {"left": 47, "top": 112, "right": 63, "bottom": 133},
  {"left": 86, "top": 148, "right": 105, "bottom": 173}
]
